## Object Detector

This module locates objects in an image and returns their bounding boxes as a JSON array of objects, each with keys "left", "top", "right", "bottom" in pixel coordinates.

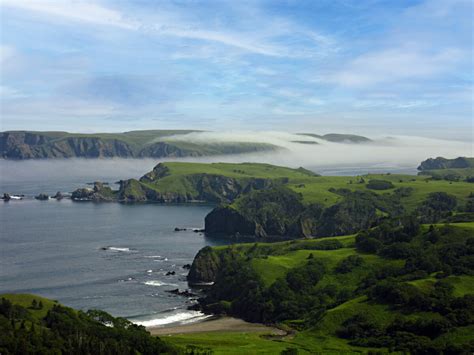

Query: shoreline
[{"left": 147, "top": 316, "right": 286, "bottom": 336}]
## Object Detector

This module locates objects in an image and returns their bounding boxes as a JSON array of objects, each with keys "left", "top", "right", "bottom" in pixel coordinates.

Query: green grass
[
  {"left": 164, "top": 327, "right": 375, "bottom": 354},
  {"left": 288, "top": 172, "right": 473, "bottom": 209},
  {"left": 1, "top": 293, "right": 59, "bottom": 320},
  {"left": 164, "top": 331, "right": 308, "bottom": 354},
  {"left": 419, "top": 167, "right": 474, "bottom": 179}
]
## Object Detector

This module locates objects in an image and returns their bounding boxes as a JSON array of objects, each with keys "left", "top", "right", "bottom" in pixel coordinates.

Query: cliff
[
  {"left": 187, "top": 246, "right": 220, "bottom": 285},
  {"left": 69, "top": 162, "right": 315, "bottom": 204},
  {"left": 203, "top": 188, "right": 397, "bottom": 239},
  {"left": 0, "top": 130, "right": 279, "bottom": 159}
]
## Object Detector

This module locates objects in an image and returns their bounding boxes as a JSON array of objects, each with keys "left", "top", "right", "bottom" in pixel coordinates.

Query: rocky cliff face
[
  {"left": 1, "top": 131, "right": 279, "bottom": 159},
  {"left": 205, "top": 206, "right": 258, "bottom": 236},
  {"left": 187, "top": 246, "right": 220, "bottom": 285},
  {"left": 203, "top": 188, "right": 390, "bottom": 239},
  {"left": 118, "top": 163, "right": 276, "bottom": 203},
  {"left": 0, "top": 132, "right": 135, "bottom": 159}
]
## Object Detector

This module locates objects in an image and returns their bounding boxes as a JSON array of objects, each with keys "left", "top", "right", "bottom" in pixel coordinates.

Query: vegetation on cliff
[{"left": 0, "top": 294, "right": 178, "bottom": 354}]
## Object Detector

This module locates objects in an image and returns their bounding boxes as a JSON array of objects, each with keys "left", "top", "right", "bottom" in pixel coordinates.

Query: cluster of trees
[
  {"left": 338, "top": 279, "right": 474, "bottom": 352},
  {"left": 366, "top": 179, "right": 395, "bottom": 190},
  {"left": 200, "top": 248, "right": 345, "bottom": 325},
  {"left": 416, "top": 192, "right": 458, "bottom": 223},
  {"left": 356, "top": 215, "right": 474, "bottom": 277},
  {"left": 0, "top": 298, "right": 177, "bottom": 354}
]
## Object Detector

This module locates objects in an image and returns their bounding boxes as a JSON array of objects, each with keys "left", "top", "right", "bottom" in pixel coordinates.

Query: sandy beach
[{"left": 148, "top": 316, "right": 286, "bottom": 336}]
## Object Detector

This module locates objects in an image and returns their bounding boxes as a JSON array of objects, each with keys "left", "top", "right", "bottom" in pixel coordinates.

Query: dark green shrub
[{"left": 366, "top": 180, "right": 394, "bottom": 190}]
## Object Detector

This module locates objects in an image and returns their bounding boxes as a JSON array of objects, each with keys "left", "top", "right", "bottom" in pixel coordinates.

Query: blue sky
[{"left": 0, "top": 0, "right": 472, "bottom": 139}]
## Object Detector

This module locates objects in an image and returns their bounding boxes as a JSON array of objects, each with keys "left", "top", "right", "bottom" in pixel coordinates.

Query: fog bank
[{"left": 0, "top": 131, "right": 471, "bottom": 194}]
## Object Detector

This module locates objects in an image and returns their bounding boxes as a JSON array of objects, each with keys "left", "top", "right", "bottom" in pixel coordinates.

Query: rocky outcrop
[
  {"left": 187, "top": 246, "right": 220, "bottom": 285},
  {"left": 71, "top": 182, "right": 116, "bottom": 202},
  {"left": 204, "top": 187, "right": 309, "bottom": 239},
  {"left": 205, "top": 206, "right": 257, "bottom": 236}
]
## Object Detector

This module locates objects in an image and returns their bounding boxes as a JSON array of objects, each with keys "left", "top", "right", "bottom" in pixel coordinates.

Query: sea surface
[
  {"left": 0, "top": 157, "right": 420, "bottom": 327},
  {"left": 0, "top": 159, "right": 234, "bottom": 327}
]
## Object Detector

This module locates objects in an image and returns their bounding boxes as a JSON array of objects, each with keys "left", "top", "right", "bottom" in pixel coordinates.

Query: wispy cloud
[
  {"left": 1, "top": 0, "right": 136, "bottom": 29},
  {"left": 327, "top": 47, "right": 464, "bottom": 87}
]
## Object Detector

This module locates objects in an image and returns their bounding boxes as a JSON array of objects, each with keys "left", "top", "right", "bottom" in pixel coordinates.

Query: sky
[{"left": 0, "top": 0, "right": 472, "bottom": 140}]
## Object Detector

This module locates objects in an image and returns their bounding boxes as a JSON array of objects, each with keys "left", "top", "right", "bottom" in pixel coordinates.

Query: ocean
[{"left": 0, "top": 159, "right": 232, "bottom": 327}]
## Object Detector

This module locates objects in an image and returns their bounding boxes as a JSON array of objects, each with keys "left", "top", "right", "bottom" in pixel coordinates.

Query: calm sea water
[{"left": 0, "top": 159, "right": 232, "bottom": 326}]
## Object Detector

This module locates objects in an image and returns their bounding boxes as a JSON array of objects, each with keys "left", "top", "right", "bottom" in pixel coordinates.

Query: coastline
[{"left": 147, "top": 316, "right": 286, "bottom": 336}]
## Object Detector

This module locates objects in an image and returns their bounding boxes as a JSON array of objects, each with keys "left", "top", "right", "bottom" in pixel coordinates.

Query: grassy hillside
[
  {"left": 176, "top": 222, "right": 474, "bottom": 353},
  {"left": 151, "top": 162, "right": 472, "bottom": 208},
  {"left": 115, "top": 161, "right": 473, "bottom": 207}
]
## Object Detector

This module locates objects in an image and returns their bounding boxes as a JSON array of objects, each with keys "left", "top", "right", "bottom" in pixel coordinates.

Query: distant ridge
[{"left": 0, "top": 130, "right": 279, "bottom": 159}]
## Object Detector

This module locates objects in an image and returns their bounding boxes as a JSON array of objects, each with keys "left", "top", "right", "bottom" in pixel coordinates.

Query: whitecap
[
  {"left": 144, "top": 280, "right": 178, "bottom": 287},
  {"left": 132, "top": 311, "right": 212, "bottom": 327},
  {"left": 106, "top": 247, "right": 131, "bottom": 252}
]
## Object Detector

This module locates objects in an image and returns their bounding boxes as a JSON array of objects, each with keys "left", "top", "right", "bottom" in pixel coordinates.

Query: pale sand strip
[{"left": 148, "top": 316, "right": 286, "bottom": 336}]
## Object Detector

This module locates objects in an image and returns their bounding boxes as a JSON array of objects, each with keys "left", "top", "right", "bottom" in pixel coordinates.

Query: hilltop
[{"left": 0, "top": 130, "right": 279, "bottom": 159}]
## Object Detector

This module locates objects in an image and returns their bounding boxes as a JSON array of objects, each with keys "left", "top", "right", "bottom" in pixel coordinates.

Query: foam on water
[
  {"left": 144, "top": 280, "right": 178, "bottom": 287},
  {"left": 133, "top": 311, "right": 212, "bottom": 327}
]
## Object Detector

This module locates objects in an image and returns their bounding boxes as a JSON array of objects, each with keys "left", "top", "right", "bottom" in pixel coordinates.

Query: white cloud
[
  {"left": 152, "top": 26, "right": 283, "bottom": 57},
  {"left": 0, "top": 85, "right": 27, "bottom": 98},
  {"left": 328, "top": 47, "right": 464, "bottom": 87},
  {"left": 0, "top": 0, "right": 137, "bottom": 29},
  {"left": 0, "top": 45, "right": 15, "bottom": 65},
  {"left": 0, "top": 0, "right": 336, "bottom": 58}
]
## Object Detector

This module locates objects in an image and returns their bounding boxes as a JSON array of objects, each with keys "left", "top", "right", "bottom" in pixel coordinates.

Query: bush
[
  {"left": 366, "top": 180, "right": 395, "bottom": 190},
  {"left": 335, "top": 255, "right": 364, "bottom": 273},
  {"left": 355, "top": 233, "right": 383, "bottom": 253}
]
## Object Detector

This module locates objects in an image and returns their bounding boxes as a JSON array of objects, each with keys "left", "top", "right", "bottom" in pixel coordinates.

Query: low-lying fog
[{"left": 1, "top": 131, "right": 472, "bottom": 195}]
